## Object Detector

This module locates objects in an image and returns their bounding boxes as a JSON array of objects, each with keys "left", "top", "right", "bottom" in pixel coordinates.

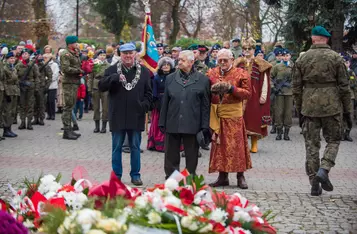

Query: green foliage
[
  {"left": 174, "top": 37, "right": 222, "bottom": 49},
  {"left": 78, "top": 38, "right": 106, "bottom": 50},
  {"left": 88, "top": 0, "right": 135, "bottom": 40},
  {"left": 41, "top": 207, "right": 67, "bottom": 234},
  {"left": 0, "top": 38, "right": 19, "bottom": 48}
]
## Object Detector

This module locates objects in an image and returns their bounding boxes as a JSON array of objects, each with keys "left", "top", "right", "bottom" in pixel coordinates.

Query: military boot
[
  {"left": 275, "top": 127, "right": 283, "bottom": 140},
  {"left": 316, "top": 168, "right": 333, "bottom": 192},
  {"left": 71, "top": 126, "right": 81, "bottom": 138},
  {"left": 3, "top": 127, "right": 16, "bottom": 138},
  {"left": 18, "top": 120, "right": 26, "bottom": 130},
  {"left": 9, "top": 126, "right": 17, "bottom": 137},
  {"left": 31, "top": 118, "right": 39, "bottom": 125},
  {"left": 100, "top": 121, "right": 107, "bottom": 133},
  {"left": 209, "top": 172, "right": 229, "bottom": 187},
  {"left": 237, "top": 172, "right": 248, "bottom": 189},
  {"left": 73, "top": 124, "right": 79, "bottom": 131},
  {"left": 310, "top": 177, "right": 322, "bottom": 196},
  {"left": 38, "top": 119, "right": 45, "bottom": 126},
  {"left": 344, "top": 130, "right": 353, "bottom": 142},
  {"left": 63, "top": 130, "right": 79, "bottom": 140},
  {"left": 283, "top": 128, "right": 290, "bottom": 141},
  {"left": 27, "top": 119, "right": 33, "bottom": 130},
  {"left": 93, "top": 120, "right": 100, "bottom": 133},
  {"left": 270, "top": 125, "right": 277, "bottom": 134}
]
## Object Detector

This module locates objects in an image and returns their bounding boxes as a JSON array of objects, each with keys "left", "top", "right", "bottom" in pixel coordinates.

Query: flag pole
[{"left": 143, "top": 0, "right": 150, "bottom": 135}]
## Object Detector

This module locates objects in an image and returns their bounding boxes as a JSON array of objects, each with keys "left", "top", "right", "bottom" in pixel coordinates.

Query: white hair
[
  {"left": 217, "top": 48, "right": 234, "bottom": 59},
  {"left": 179, "top": 50, "right": 194, "bottom": 61}
]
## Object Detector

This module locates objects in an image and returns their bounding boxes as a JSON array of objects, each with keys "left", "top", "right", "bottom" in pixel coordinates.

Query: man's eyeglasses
[
  {"left": 242, "top": 47, "right": 254, "bottom": 51},
  {"left": 218, "top": 59, "right": 230, "bottom": 63}
]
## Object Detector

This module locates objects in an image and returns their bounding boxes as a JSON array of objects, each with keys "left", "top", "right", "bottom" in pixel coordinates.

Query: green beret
[
  {"left": 21, "top": 48, "right": 33, "bottom": 55},
  {"left": 311, "top": 26, "right": 331, "bottom": 38},
  {"left": 187, "top": 44, "right": 198, "bottom": 51},
  {"left": 65, "top": 35, "right": 79, "bottom": 45}
]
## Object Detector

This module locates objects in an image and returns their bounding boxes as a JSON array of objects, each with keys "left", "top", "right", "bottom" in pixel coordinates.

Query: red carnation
[
  {"left": 212, "top": 222, "right": 226, "bottom": 233},
  {"left": 179, "top": 188, "right": 194, "bottom": 206}
]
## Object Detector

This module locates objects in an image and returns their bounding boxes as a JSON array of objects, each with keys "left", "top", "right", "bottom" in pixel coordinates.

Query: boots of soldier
[
  {"left": 38, "top": 119, "right": 45, "bottom": 126},
  {"left": 3, "top": 127, "right": 16, "bottom": 138},
  {"left": 63, "top": 130, "right": 79, "bottom": 140},
  {"left": 73, "top": 124, "right": 79, "bottom": 131},
  {"left": 209, "top": 172, "right": 229, "bottom": 187},
  {"left": 283, "top": 127, "right": 290, "bottom": 141},
  {"left": 310, "top": 177, "right": 322, "bottom": 196},
  {"left": 72, "top": 125, "right": 81, "bottom": 138},
  {"left": 93, "top": 120, "right": 100, "bottom": 133},
  {"left": 9, "top": 126, "right": 18, "bottom": 137},
  {"left": 270, "top": 125, "right": 277, "bottom": 134},
  {"left": 18, "top": 120, "right": 26, "bottom": 130},
  {"left": 250, "top": 136, "right": 258, "bottom": 153},
  {"left": 27, "top": 119, "right": 33, "bottom": 130},
  {"left": 31, "top": 118, "right": 39, "bottom": 125},
  {"left": 275, "top": 127, "right": 283, "bottom": 140},
  {"left": 237, "top": 172, "right": 248, "bottom": 189},
  {"left": 100, "top": 121, "right": 107, "bottom": 133},
  {"left": 344, "top": 130, "right": 353, "bottom": 142}
]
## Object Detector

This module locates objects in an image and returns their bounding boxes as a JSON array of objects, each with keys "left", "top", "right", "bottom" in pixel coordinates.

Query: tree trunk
[
  {"left": 248, "top": 0, "right": 261, "bottom": 39},
  {"left": 0, "top": 0, "right": 7, "bottom": 32},
  {"left": 169, "top": 0, "right": 180, "bottom": 45},
  {"left": 32, "top": 0, "right": 49, "bottom": 50},
  {"left": 330, "top": 0, "right": 344, "bottom": 52}
]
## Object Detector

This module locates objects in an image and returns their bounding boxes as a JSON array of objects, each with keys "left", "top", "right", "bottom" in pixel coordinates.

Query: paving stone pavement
[{"left": 1, "top": 113, "right": 357, "bottom": 233}]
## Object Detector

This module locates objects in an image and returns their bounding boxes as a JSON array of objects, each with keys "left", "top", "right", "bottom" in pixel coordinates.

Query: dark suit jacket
[
  {"left": 98, "top": 62, "right": 152, "bottom": 132},
  {"left": 159, "top": 69, "right": 210, "bottom": 134}
]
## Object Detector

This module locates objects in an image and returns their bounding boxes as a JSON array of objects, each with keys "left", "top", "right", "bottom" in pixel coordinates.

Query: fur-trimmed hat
[
  {"left": 242, "top": 37, "right": 256, "bottom": 48},
  {"left": 158, "top": 57, "right": 175, "bottom": 70}
]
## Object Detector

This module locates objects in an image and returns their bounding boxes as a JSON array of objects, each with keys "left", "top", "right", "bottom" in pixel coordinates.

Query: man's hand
[
  {"left": 343, "top": 113, "right": 353, "bottom": 129},
  {"left": 259, "top": 95, "right": 266, "bottom": 104}
]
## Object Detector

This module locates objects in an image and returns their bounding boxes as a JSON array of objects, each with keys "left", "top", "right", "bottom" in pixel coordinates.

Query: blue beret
[
  {"left": 22, "top": 48, "right": 33, "bottom": 55},
  {"left": 1, "top": 43, "right": 7, "bottom": 48},
  {"left": 156, "top": 43, "right": 163, "bottom": 48},
  {"left": 232, "top": 38, "right": 240, "bottom": 42},
  {"left": 282, "top": 49, "right": 291, "bottom": 55},
  {"left": 212, "top": 44, "right": 221, "bottom": 50},
  {"left": 65, "top": 35, "right": 78, "bottom": 45},
  {"left": 312, "top": 26, "right": 331, "bottom": 38},
  {"left": 343, "top": 56, "right": 351, "bottom": 62},
  {"left": 6, "top": 52, "right": 15, "bottom": 59},
  {"left": 254, "top": 49, "right": 264, "bottom": 57},
  {"left": 274, "top": 48, "right": 283, "bottom": 56},
  {"left": 119, "top": 43, "right": 136, "bottom": 52},
  {"left": 10, "top": 46, "right": 17, "bottom": 51},
  {"left": 97, "top": 49, "right": 106, "bottom": 55}
]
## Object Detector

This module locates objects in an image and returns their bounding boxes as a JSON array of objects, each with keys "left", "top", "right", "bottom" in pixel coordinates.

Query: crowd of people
[{"left": 1, "top": 25, "right": 356, "bottom": 195}]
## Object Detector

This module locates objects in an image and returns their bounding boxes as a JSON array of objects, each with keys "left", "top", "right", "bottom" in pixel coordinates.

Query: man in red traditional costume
[
  {"left": 207, "top": 49, "right": 252, "bottom": 189},
  {"left": 234, "top": 38, "right": 272, "bottom": 153}
]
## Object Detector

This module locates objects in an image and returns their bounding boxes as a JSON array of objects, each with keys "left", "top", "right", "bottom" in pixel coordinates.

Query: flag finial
[{"left": 143, "top": 0, "right": 150, "bottom": 13}]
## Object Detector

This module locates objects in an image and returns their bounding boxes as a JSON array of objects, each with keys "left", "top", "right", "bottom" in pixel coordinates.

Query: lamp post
[{"left": 76, "top": 0, "right": 79, "bottom": 37}]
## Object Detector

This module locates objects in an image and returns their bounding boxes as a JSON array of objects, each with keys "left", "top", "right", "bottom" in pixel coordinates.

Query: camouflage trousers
[
  {"left": 302, "top": 114, "right": 341, "bottom": 184},
  {"left": 92, "top": 90, "right": 108, "bottom": 121},
  {"left": 3, "top": 95, "right": 17, "bottom": 127},
  {"left": 19, "top": 87, "right": 35, "bottom": 121},
  {"left": 61, "top": 83, "right": 78, "bottom": 130},
  {"left": 0, "top": 90, "right": 3, "bottom": 127},
  {"left": 274, "top": 95, "right": 293, "bottom": 129},
  {"left": 34, "top": 88, "right": 46, "bottom": 121},
  {"left": 270, "top": 98, "right": 275, "bottom": 126},
  {"left": 342, "top": 99, "right": 354, "bottom": 131}
]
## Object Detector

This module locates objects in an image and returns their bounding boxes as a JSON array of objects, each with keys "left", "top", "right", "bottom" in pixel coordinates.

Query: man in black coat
[
  {"left": 159, "top": 50, "right": 210, "bottom": 179},
  {"left": 98, "top": 43, "right": 152, "bottom": 186}
]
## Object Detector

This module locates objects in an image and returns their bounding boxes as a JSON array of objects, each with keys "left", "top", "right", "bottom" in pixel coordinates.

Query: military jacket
[
  {"left": 0, "top": 62, "right": 4, "bottom": 91},
  {"left": 60, "top": 48, "right": 82, "bottom": 84},
  {"left": 15, "top": 60, "right": 39, "bottom": 89},
  {"left": 3, "top": 62, "right": 20, "bottom": 96},
  {"left": 292, "top": 44, "right": 351, "bottom": 117},
  {"left": 194, "top": 60, "right": 209, "bottom": 75},
  {"left": 347, "top": 69, "right": 357, "bottom": 100},
  {"left": 38, "top": 61, "right": 53, "bottom": 89},
  {"left": 231, "top": 46, "right": 242, "bottom": 59},
  {"left": 271, "top": 61, "right": 293, "bottom": 95}
]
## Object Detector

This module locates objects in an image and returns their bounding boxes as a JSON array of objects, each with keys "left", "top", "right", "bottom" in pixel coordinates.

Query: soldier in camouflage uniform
[
  {"left": 341, "top": 56, "right": 357, "bottom": 142},
  {"left": 271, "top": 49, "right": 294, "bottom": 141},
  {"left": 292, "top": 26, "right": 352, "bottom": 196},
  {"left": 15, "top": 49, "right": 39, "bottom": 130},
  {"left": 269, "top": 49, "right": 284, "bottom": 134},
  {"left": 2, "top": 52, "right": 19, "bottom": 138},
  {"left": 88, "top": 50, "right": 110, "bottom": 133},
  {"left": 32, "top": 53, "right": 53, "bottom": 126},
  {"left": 0, "top": 58, "right": 4, "bottom": 141},
  {"left": 188, "top": 44, "right": 209, "bottom": 75},
  {"left": 60, "top": 35, "right": 84, "bottom": 140}
]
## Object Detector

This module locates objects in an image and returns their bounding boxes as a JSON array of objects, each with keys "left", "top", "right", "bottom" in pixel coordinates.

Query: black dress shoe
[
  {"left": 46, "top": 116, "right": 51, "bottom": 120},
  {"left": 131, "top": 178, "right": 143, "bottom": 186},
  {"left": 122, "top": 147, "right": 130, "bottom": 153},
  {"left": 201, "top": 145, "right": 210, "bottom": 150}
]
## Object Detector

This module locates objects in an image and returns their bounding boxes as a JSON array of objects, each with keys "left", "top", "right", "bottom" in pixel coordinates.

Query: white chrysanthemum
[
  {"left": 164, "top": 195, "right": 182, "bottom": 207},
  {"left": 23, "top": 219, "right": 35, "bottom": 228},
  {"left": 233, "top": 210, "right": 251, "bottom": 222},
  {"left": 165, "top": 179, "right": 179, "bottom": 191},
  {"left": 181, "top": 216, "right": 194, "bottom": 228},
  {"left": 87, "top": 230, "right": 106, "bottom": 234},
  {"left": 194, "top": 190, "right": 213, "bottom": 205},
  {"left": 151, "top": 196, "right": 164, "bottom": 212},
  {"left": 76, "top": 209, "right": 100, "bottom": 233},
  {"left": 135, "top": 196, "right": 148, "bottom": 208},
  {"left": 187, "top": 206, "right": 204, "bottom": 216},
  {"left": 40, "top": 174, "right": 56, "bottom": 183},
  {"left": 147, "top": 211, "right": 162, "bottom": 224},
  {"left": 44, "top": 191, "right": 56, "bottom": 199},
  {"left": 209, "top": 208, "right": 227, "bottom": 223},
  {"left": 188, "top": 222, "right": 199, "bottom": 231},
  {"left": 199, "top": 223, "right": 213, "bottom": 233},
  {"left": 97, "top": 218, "right": 121, "bottom": 232}
]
